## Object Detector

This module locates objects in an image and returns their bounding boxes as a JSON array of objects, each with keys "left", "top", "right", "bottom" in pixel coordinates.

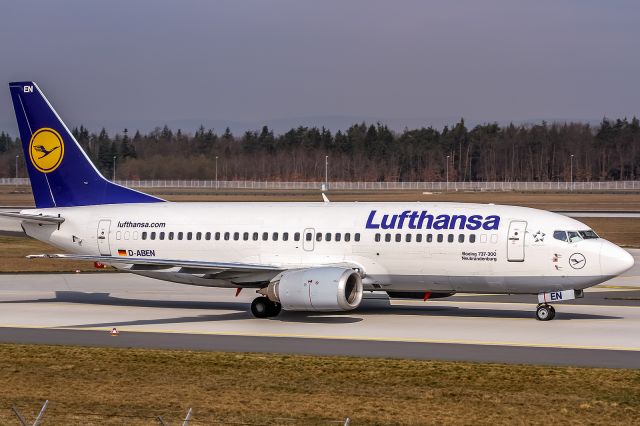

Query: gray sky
[{"left": 1, "top": 0, "right": 639, "bottom": 135}]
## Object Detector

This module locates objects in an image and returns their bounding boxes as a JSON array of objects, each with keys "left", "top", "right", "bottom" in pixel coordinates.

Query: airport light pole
[
  {"left": 15, "top": 155, "right": 19, "bottom": 180},
  {"left": 112, "top": 156, "right": 117, "bottom": 182},
  {"left": 325, "top": 155, "right": 329, "bottom": 191},
  {"left": 446, "top": 155, "right": 450, "bottom": 191},
  {"left": 570, "top": 154, "right": 574, "bottom": 191},
  {"left": 215, "top": 156, "right": 218, "bottom": 190}
]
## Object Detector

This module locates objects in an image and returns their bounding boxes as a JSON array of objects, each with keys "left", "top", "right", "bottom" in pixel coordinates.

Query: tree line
[{"left": 0, "top": 117, "right": 639, "bottom": 181}]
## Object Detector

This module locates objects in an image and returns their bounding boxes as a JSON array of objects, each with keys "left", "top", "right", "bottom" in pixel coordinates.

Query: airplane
[{"left": 2, "top": 81, "right": 634, "bottom": 321}]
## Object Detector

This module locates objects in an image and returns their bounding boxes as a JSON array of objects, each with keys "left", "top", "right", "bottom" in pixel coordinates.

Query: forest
[{"left": 0, "top": 117, "right": 639, "bottom": 182}]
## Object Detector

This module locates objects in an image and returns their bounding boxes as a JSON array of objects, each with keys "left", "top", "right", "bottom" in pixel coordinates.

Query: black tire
[
  {"left": 536, "top": 305, "right": 553, "bottom": 321},
  {"left": 251, "top": 297, "right": 271, "bottom": 318},
  {"left": 548, "top": 305, "right": 556, "bottom": 320},
  {"left": 267, "top": 301, "right": 282, "bottom": 317}
]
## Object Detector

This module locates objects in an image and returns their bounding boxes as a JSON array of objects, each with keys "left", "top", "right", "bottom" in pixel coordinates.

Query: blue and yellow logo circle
[{"left": 29, "top": 128, "right": 64, "bottom": 173}]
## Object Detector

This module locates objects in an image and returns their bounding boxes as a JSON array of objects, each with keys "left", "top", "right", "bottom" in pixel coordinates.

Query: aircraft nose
[{"left": 600, "top": 242, "right": 634, "bottom": 276}]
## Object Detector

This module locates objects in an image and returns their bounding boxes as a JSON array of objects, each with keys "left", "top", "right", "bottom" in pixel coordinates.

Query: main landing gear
[
  {"left": 536, "top": 304, "right": 556, "bottom": 321},
  {"left": 251, "top": 296, "right": 282, "bottom": 318}
]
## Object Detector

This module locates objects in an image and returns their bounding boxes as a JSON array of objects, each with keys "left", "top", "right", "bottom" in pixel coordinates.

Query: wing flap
[{"left": 26, "top": 253, "right": 281, "bottom": 273}]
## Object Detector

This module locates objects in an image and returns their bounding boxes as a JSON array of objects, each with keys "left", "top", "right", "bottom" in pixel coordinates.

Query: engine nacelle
[{"left": 262, "top": 267, "right": 363, "bottom": 312}]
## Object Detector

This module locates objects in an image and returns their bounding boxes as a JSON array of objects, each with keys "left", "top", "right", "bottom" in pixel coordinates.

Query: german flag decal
[{"left": 118, "top": 249, "right": 127, "bottom": 256}]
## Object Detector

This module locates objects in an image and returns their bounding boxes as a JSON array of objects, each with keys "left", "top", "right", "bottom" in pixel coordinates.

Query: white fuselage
[{"left": 21, "top": 202, "right": 632, "bottom": 294}]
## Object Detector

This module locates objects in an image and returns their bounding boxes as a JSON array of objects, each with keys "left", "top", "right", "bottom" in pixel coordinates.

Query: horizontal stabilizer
[{"left": 0, "top": 211, "right": 64, "bottom": 225}]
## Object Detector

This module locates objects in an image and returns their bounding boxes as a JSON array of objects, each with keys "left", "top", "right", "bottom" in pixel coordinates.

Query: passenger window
[
  {"left": 325, "top": 233, "right": 331, "bottom": 241},
  {"left": 187, "top": 232, "right": 193, "bottom": 240},
  {"left": 178, "top": 232, "right": 183, "bottom": 240},
  {"left": 437, "top": 234, "right": 443, "bottom": 243},
  {"left": 458, "top": 234, "right": 464, "bottom": 243},
  {"left": 355, "top": 233, "right": 360, "bottom": 242},
  {"left": 124, "top": 231, "right": 130, "bottom": 240},
  {"left": 405, "top": 234, "right": 411, "bottom": 242},
  {"left": 305, "top": 232, "right": 312, "bottom": 241},
  {"left": 426, "top": 234, "right": 432, "bottom": 243},
  {"left": 316, "top": 233, "right": 322, "bottom": 242},
  {"left": 294, "top": 232, "right": 301, "bottom": 241},
  {"left": 224, "top": 232, "right": 230, "bottom": 241},
  {"left": 262, "top": 232, "right": 268, "bottom": 241},
  {"left": 490, "top": 234, "right": 498, "bottom": 243},
  {"left": 142, "top": 231, "right": 147, "bottom": 240},
  {"left": 169, "top": 232, "right": 174, "bottom": 240},
  {"left": 375, "top": 233, "right": 381, "bottom": 242},
  {"left": 253, "top": 232, "right": 259, "bottom": 241},
  {"left": 469, "top": 234, "right": 476, "bottom": 243},
  {"left": 243, "top": 232, "right": 249, "bottom": 241},
  {"left": 447, "top": 234, "right": 454, "bottom": 243},
  {"left": 416, "top": 234, "right": 422, "bottom": 242},
  {"left": 196, "top": 232, "right": 202, "bottom": 240},
  {"left": 116, "top": 231, "right": 122, "bottom": 240},
  {"left": 553, "top": 231, "right": 568, "bottom": 242},
  {"left": 159, "top": 232, "right": 165, "bottom": 240},
  {"left": 151, "top": 232, "right": 156, "bottom": 240},
  {"left": 273, "top": 232, "right": 279, "bottom": 241},
  {"left": 215, "top": 232, "right": 220, "bottom": 240},
  {"left": 283, "top": 232, "right": 289, "bottom": 241},
  {"left": 205, "top": 232, "right": 211, "bottom": 240},
  {"left": 133, "top": 231, "right": 139, "bottom": 240},
  {"left": 233, "top": 232, "right": 239, "bottom": 241},
  {"left": 335, "top": 233, "right": 341, "bottom": 242},
  {"left": 385, "top": 233, "right": 391, "bottom": 242},
  {"left": 345, "top": 233, "right": 351, "bottom": 242},
  {"left": 480, "top": 234, "right": 487, "bottom": 243}
]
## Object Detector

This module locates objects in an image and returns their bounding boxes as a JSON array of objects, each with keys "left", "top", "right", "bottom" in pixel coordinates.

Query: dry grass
[
  {"left": 0, "top": 344, "right": 638, "bottom": 425},
  {"left": 3, "top": 185, "right": 640, "bottom": 210},
  {"left": 0, "top": 236, "right": 101, "bottom": 273}
]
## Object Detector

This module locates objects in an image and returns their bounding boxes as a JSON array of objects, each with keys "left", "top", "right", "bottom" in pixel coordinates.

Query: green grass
[{"left": 0, "top": 344, "right": 638, "bottom": 425}]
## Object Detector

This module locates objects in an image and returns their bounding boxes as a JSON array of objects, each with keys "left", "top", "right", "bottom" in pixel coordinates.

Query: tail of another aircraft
[{"left": 9, "top": 81, "right": 163, "bottom": 208}]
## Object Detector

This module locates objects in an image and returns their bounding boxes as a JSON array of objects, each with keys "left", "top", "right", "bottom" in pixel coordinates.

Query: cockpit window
[
  {"left": 553, "top": 231, "right": 567, "bottom": 242},
  {"left": 567, "top": 231, "right": 582, "bottom": 243},
  {"left": 578, "top": 230, "right": 599, "bottom": 239}
]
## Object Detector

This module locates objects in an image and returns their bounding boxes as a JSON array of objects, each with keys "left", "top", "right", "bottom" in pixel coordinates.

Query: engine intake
[{"left": 262, "top": 267, "right": 363, "bottom": 312}]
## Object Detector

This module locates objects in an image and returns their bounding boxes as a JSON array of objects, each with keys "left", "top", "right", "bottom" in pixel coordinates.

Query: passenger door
[
  {"left": 507, "top": 220, "right": 526, "bottom": 262},
  {"left": 97, "top": 219, "right": 112, "bottom": 256}
]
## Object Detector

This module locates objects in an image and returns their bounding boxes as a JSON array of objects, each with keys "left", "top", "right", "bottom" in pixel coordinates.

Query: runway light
[
  {"left": 75, "top": 269, "right": 81, "bottom": 273},
  {"left": 110, "top": 327, "right": 119, "bottom": 336}
]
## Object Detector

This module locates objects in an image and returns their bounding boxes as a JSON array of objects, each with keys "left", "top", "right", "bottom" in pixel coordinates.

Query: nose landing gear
[{"left": 536, "top": 304, "right": 556, "bottom": 321}]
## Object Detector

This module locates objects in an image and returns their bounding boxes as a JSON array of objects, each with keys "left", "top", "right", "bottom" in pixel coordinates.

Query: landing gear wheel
[
  {"left": 267, "top": 301, "right": 282, "bottom": 317},
  {"left": 536, "top": 304, "right": 554, "bottom": 321},
  {"left": 547, "top": 305, "right": 556, "bottom": 320},
  {"left": 251, "top": 297, "right": 271, "bottom": 318}
]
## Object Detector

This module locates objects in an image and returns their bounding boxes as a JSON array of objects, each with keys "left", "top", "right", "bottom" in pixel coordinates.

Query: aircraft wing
[
  {"left": 0, "top": 211, "right": 64, "bottom": 225},
  {"left": 26, "top": 253, "right": 282, "bottom": 273}
]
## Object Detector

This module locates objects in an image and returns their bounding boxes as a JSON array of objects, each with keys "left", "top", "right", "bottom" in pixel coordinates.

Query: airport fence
[
  {"left": 1, "top": 177, "right": 640, "bottom": 191},
  {"left": 3, "top": 401, "right": 352, "bottom": 425}
]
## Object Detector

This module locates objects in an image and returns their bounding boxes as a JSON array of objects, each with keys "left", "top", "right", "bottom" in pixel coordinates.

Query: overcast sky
[{"left": 1, "top": 0, "right": 639, "bottom": 134}]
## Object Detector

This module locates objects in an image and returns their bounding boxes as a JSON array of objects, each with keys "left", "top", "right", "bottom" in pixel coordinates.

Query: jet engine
[{"left": 261, "top": 267, "right": 363, "bottom": 311}]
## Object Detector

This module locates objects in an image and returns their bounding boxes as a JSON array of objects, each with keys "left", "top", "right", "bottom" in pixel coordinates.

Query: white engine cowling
[{"left": 263, "top": 267, "right": 363, "bottom": 312}]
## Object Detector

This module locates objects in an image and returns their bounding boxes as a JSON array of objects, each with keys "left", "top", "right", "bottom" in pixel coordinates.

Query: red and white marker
[{"left": 110, "top": 327, "right": 119, "bottom": 336}]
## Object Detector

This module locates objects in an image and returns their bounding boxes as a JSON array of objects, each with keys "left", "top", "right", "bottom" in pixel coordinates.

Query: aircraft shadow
[{"left": 0, "top": 291, "right": 621, "bottom": 322}]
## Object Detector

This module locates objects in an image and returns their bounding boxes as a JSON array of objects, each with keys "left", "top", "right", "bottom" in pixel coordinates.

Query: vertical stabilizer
[{"left": 9, "top": 81, "right": 163, "bottom": 208}]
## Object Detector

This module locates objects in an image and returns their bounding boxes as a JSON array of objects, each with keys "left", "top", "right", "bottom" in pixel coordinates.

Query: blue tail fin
[{"left": 9, "top": 81, "right": 164, "bottom": 208}]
